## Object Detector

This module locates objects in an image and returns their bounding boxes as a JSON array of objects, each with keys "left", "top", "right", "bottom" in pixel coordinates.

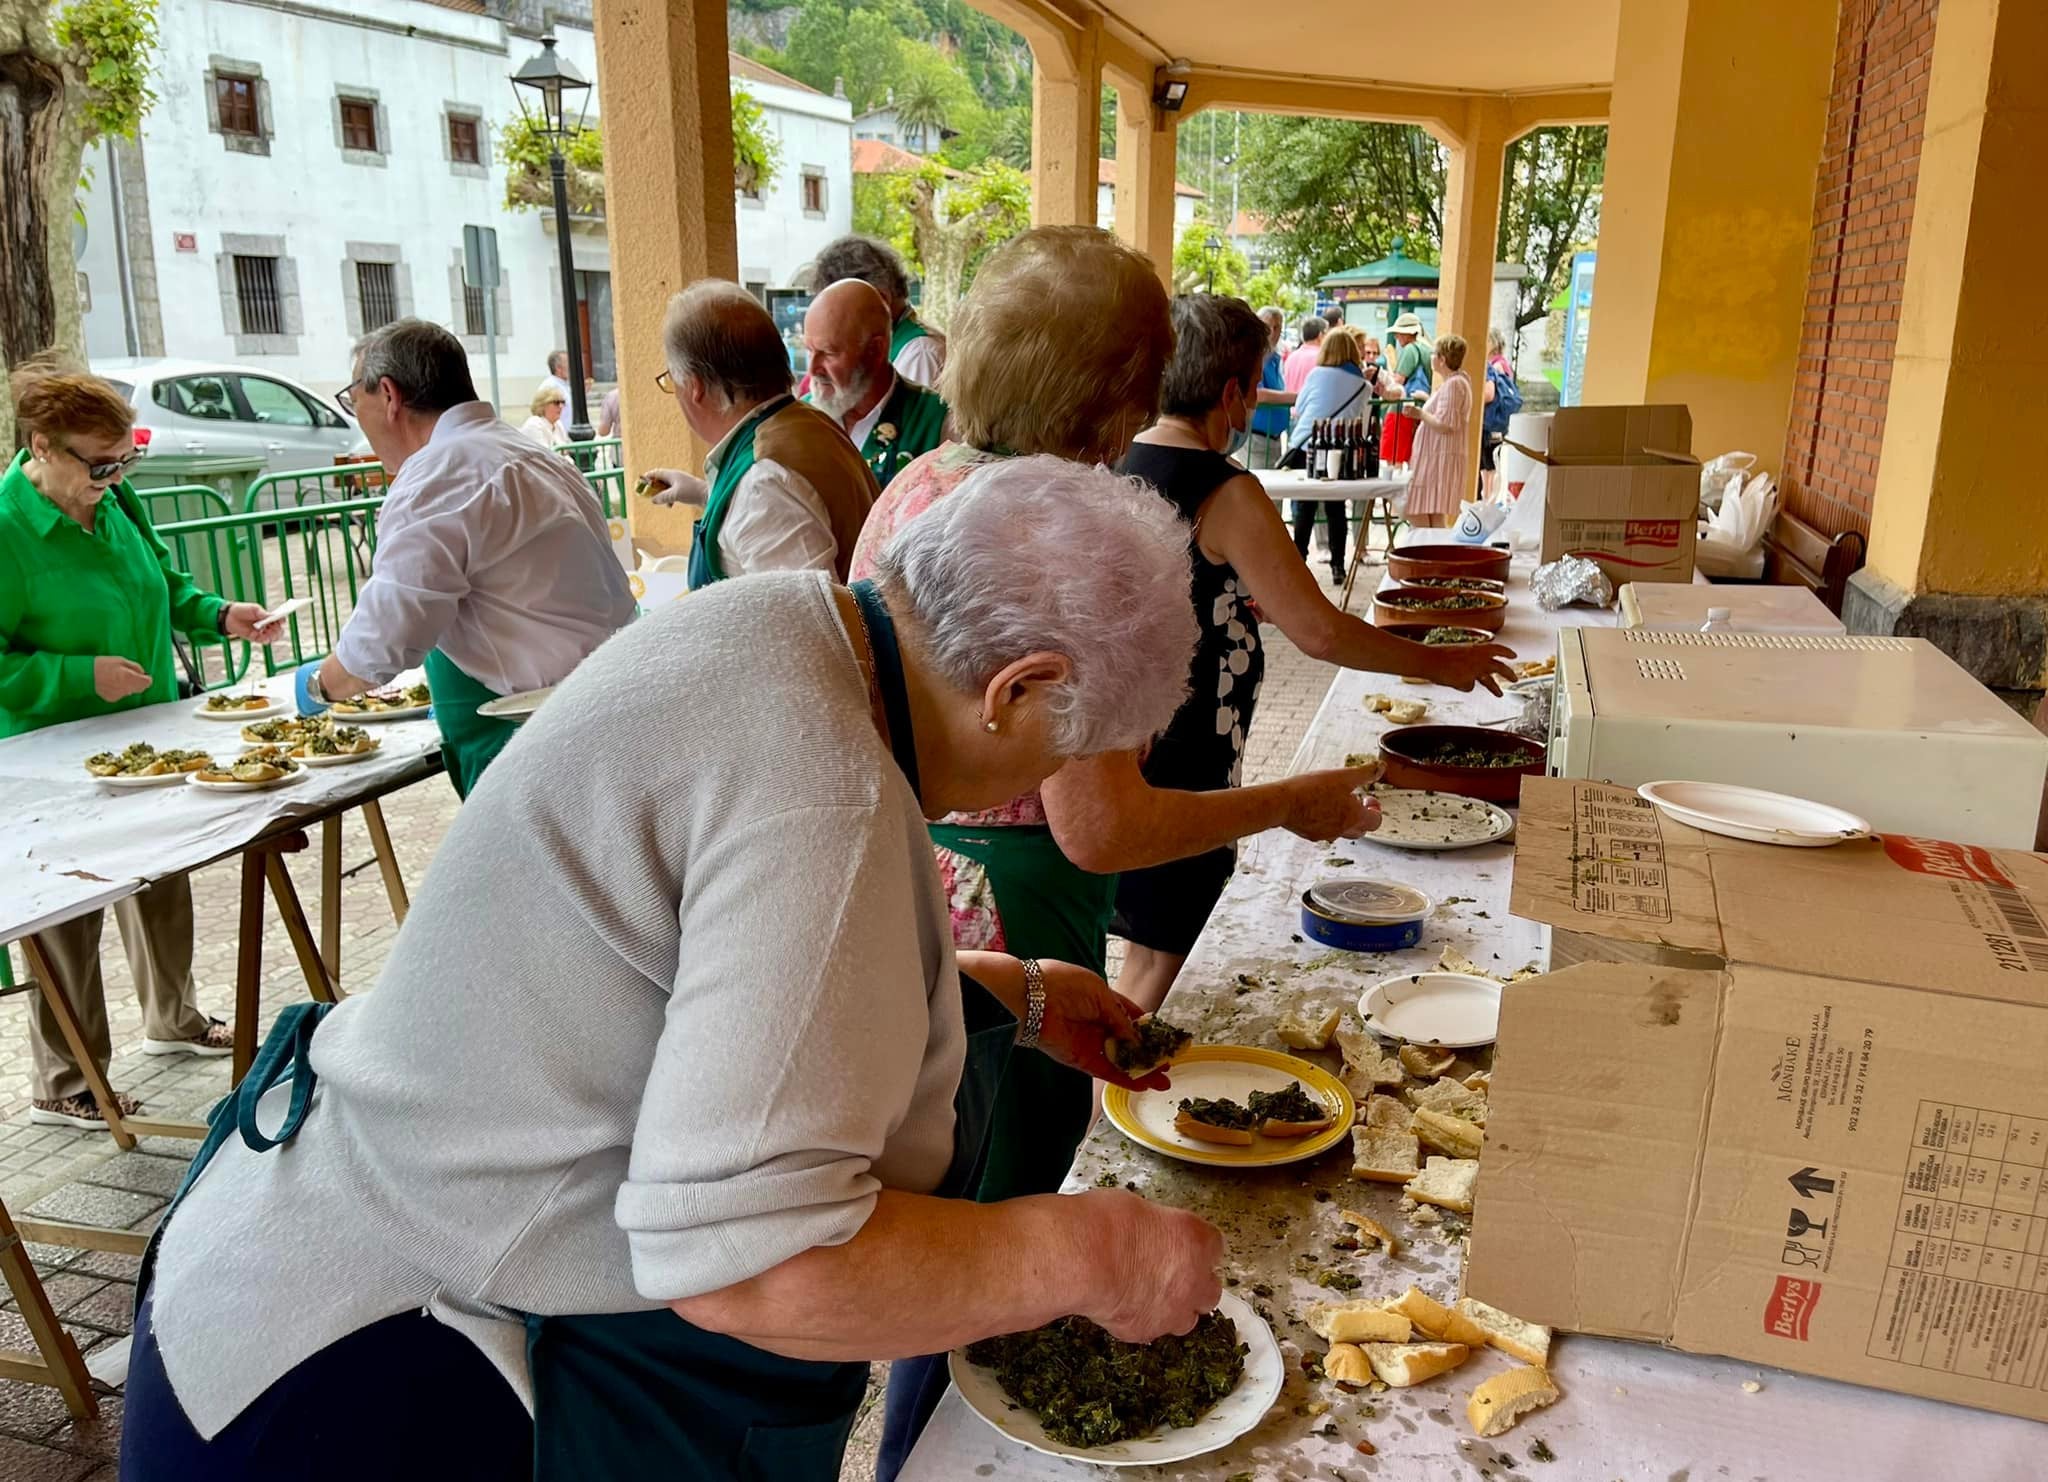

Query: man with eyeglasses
[
  {"left": 303, "top": 319, "right": 634, "bottom": 796},
  {"left": 640, "top": 280, "right": 879, "bottom": 587}
]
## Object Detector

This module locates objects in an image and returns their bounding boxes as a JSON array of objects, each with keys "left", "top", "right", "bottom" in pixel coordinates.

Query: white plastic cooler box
[{"left": 1617, "top": 581, "right": 1845, "bottom": 634}]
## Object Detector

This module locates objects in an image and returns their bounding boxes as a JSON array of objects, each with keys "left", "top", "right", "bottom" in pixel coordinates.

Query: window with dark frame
[
  {"left": 801, "top": 171, "right": 825, "bottom": 213},
  {"left": 356, "top": 261, "right": 398, "bottom": 331},
  {"left": 463, "top": 281, "right": 488, "bottom": 337},
  {"left": 449, "top": 115, "right": 480, "bottom": 165},
  {"left": 340, "top": 98, "right": 378, "bottom": 152},
  {"left": 216, "top": 75, "right": 260, "bottom": 137},
  {"left": 233, "top": 255, "right": 283, "bottom": 335}
]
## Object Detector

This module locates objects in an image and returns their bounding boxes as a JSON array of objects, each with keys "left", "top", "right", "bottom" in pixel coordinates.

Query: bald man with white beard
[{"left": 802, "top": 280, "right": 949, "bottom": 489}]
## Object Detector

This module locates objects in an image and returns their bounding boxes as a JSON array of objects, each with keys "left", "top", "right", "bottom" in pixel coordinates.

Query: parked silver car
[{"left": 95, "top": 358, "right": 371, "bottom": 477}]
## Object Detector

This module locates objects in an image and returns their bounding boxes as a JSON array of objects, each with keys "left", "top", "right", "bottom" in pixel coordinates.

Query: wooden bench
[{"left": 1761, "top": 507, "right": 1867, "bottom": 615}]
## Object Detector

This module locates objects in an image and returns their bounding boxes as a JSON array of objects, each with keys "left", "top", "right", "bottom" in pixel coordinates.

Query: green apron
[
  {"left": 686, "top": 396, "right": 789, "bottom": 589},
  {"left": 889, "top": 315, "right": 930, "bottom": 362},
  {"left": 861, "top": 377, "right": 950, "bottom": 489},
  {"left": 926, "top": 822, "right": 1117, "bottom": 1203},
  {"left": 422, "top": 648, "right": 518, "bottom": 800}
]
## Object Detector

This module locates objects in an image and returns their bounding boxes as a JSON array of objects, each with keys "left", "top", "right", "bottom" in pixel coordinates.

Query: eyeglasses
[
  {"left": 654, "top": 370, "right": 674, "bottom": 394},
  {"left": 63, "top": 445, "right": 143, "bottom": 483},
  {"left": 335, "top": 379, "right": 362, "bottom": 416}
]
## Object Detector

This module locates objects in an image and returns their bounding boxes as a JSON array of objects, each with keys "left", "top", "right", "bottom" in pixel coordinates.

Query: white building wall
[
  {"left": 80, "top": 0, "right": 848, "bottom": 407},
  {"left": 1095, "top": 182, "right": 1201, "bottom": 240}
]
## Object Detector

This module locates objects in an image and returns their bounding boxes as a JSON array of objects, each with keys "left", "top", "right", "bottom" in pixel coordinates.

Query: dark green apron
[
  {"left": 139, "top": 581, "right": 1016, "bottom": 1481},
  {"left": 925, "top": 822, "right": 1117, "bottom": 1202},
  {"left": 859, "top": 377, "right": 950, "bottom": 489},
  {"left": 422, "top": 647, "right": 518, "bottom": 799},
  {"left": 685, "top": 396, "right": 789, "bottom": 589}
]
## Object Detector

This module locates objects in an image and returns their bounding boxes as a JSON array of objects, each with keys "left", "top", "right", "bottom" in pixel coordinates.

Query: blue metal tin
[{"left": 1300, "top": 879, "right": 1431, "bottom": 952}]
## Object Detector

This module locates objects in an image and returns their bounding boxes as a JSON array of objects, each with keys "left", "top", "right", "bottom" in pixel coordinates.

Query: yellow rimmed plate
[{"left": 1102, "top": 1045, "right": 1354, "bottom": 1169}]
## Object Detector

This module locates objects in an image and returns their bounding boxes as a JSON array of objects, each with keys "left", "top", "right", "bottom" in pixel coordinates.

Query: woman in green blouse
[{"left": 1, "top": 356, "right": 281, "bottom": 1127}]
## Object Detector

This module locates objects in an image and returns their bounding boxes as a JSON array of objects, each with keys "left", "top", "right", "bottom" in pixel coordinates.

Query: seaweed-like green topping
[
  {"left": 1106, "top": 1016, "right": 1191, "bottom": 1073},
  {"left": 965, "top": 1311, "right": 1247, "bottom": 1448},
  {"left": 1177, "top": 1095, "right": 1257, "bottom": 1131},
  {"left": 1246, "top": 1081, "right": 1324, "bottom": 1125}
]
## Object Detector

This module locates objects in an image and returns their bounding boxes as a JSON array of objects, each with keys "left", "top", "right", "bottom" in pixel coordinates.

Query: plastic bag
[
  {"left": 1705, "top": 468, "right": 1779, "bottom": 552},
  {"left": 1698, "top": 451, "right": 1756, "bottom": 517},
  {"left": 1531, "top": 555, "right": 1615, "bottom": 611},
  {"left": 1449, "top": 498, "right": 1511, "bottom": 545}
]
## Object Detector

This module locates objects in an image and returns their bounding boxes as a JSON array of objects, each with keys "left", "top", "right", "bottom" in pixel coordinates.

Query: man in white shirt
[
  {"left": 812, "top": 236, "right": 945, "bottom": 386},
  {"left": 643, "top": 281, "right": 878, "bottom": 586},
  {"left": 802, "top": 280, "right": 948, "bottom": 490},
  {"left": 537, "top": 349, "right": 571, "bottom": 404},
  {"left": 298, "top": 319, "right": 635, "bottom": 796}
]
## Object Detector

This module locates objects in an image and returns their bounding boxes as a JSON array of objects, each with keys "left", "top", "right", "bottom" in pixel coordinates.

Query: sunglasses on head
[{"left": 63, "top": 445, "right": 143, "bottom": 483}]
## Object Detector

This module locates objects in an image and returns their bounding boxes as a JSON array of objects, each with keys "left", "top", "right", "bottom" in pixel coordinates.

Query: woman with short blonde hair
[
  {"left": 1405, "top": 333, "right": 1474, "bottom": 527},
  {"left": 519, "top": 385, "right": 570, "bottom": 450}
]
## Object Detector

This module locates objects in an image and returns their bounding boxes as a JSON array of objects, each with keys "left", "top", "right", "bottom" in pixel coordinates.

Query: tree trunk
[{"left": 0, "top": 0, "right": 87, "bottom": 450}]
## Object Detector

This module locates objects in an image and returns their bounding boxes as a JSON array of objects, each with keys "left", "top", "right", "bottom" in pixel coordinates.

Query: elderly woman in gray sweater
[{"left": 122, "top": 456, "right": 1222, "bottom": 1481}]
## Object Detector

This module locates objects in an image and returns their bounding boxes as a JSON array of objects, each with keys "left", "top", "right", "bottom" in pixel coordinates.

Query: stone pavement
[{"left": 0, "top": 560, "right": 1359, "bottom": 1478}]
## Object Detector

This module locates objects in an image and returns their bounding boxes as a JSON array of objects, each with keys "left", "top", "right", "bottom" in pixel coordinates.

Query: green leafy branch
[
  {"left": 501, "top": 88, "right": 782, "bottom": 217},
  {"left": 55, "top": 0, "right": 160, "bottom": 140}
]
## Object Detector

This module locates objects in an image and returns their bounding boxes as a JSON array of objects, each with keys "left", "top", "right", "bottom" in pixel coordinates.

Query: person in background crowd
[
  {"left": 595, "top": 386, "right": 622, "bottom": 443},
  {"left": 1480, "top": 328, "right": 1520, "bottom": 496},
  {"left": 1404, "top": 333, "right": 1476, "bottom": 529},
  {"left": 519, "top": 386, "right": 570, "bottom": 450},
  {"left": 645, "top": 281, "right": 879, "bottom": 585},
  {"left": 1245, "top": 307, "right": 1293, "bottom": 469},
  {"left": 1115, "top": 294, "right": 1513, "bottom": 1008},
  {"left": 812, "top": 236, "right": 946, "bottom": 387},
  {"left": 1282, "top": 313, "right": 1325, "bottom": 393},
  {"left": 538, "top": 350, "right": 571, "bottom": 404},
  {"left": 852, "top": 227, "right": 1378, "bottom": 1481},
  {"left": 1383, "top": 311, "right": 1433, "bottom": 469},
  {"left": 122, "top": 460, "right": 1228, "bottom": 1482},
  {"left": 0, "top": 355, "right": 285, "bottom": 1127},
  {"left": 299, "top": 319, "right": 634, "bottom": 796},
  {"left": 802, "top": 279, "right": 948, "bottom": 489},
  {"left": 1285, "top": 326, "right": 1372, "bottom": 584}
]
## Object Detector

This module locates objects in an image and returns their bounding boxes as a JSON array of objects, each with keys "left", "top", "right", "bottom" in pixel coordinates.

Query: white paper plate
[
  {"left": 1359, "top": 971, "right": 1503, "bottom": 1049},
  {"left": 95, "top": 769, "right": 199, "bottom": 789},
  {"left": 1637, "top": 780, "right": 1869, "bottom": 847},
  {"left": 295, "top": 747, "right": 381, "bottom": 768},
  {"left": 1364, "top": 788, "right": 1514, "bottom": 851},
  {"left": 185, "top": 767, "right": 307, "bottom": 793},
  {"left": 477, "top": 686, "right": 553, "bottom": 723},
  {"left": 328, "top": 702, "right": 431, "bottom": 723},
  {"left": 194, "top": 697, "right": 288, "bottom": 722},
  {"left": 948, "top": 1291, "right": 1284, "bottom": 1468}
]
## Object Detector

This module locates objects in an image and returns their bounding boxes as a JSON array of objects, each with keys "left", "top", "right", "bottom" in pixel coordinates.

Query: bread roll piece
[
  {"left": 1306, "top": 1301, "right": 1411, "bottom": 1344},
  {"left": 1411, "top": 1107, "right": 1485, "bottom": 1159},
  {"left": 1454, "top": 1297, "right": 1553, "bottom": 1368},
  {"left": 1364, "top": 693, "right": 1395, "bottom": 714},
  {"left": 1173, "top": 1108, "right": 1254, "bottom": 1147},
  {"left": 1407, "top": 1077, "right": 1488, "bottom": 1122},
  {"left": 1334, "top": 1030, "right": 1407, "bottom": 1088},
  {"left": 1438, "top": 946, "right": 1497, "bottom": 979},
  {"left": 1340, "top": 1208, "right": 1402, "bottom": 1256},
  {"left": 1461, "top": 1070, "right": 1492, "bottom": 1095},
  {"left": 1323, "top": 1342, "right": 1374, "bottom": 1386},
  {"left": 1405, "top": 1156, "right": 1479, "bottom": 1213},
  {"left": 1261, "top": 1113, "right": 1336, "bottom": 1139},
  {"left": 1351, "top": 1125, "right": 1420, "bottom": 1183},
  {"left": 1278, "top": 1006, "right": 1343, "bottom": 1051},
  {"left": 1399, "top": 1043, "right": 1457, "bottom": 1078},
  {"left": 1365, "top": 1094, "right": 1413, "bottom": 1131},
  {"left": 1381, "top": 1286, "right": 1491, "bottom": 1348},
  {"left": 1385, "top": 699, "right": 1429, "bottom": 725},
  {"left": 1467, "top": 1366, "right": 1561, "bottom": 1437},
  {"left": 1363, "top": 1341, "right": 1470, "bottom": 1387}
]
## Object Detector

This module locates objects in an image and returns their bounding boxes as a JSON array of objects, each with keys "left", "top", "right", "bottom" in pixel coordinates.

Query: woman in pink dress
[{"left": 1402, "top": 333, "right": 1473, "bottom": 529}]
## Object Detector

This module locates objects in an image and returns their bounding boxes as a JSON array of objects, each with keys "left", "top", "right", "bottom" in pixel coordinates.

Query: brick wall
[{"left": 1780, "top": 0, "right": 1939, "bottom": 537}]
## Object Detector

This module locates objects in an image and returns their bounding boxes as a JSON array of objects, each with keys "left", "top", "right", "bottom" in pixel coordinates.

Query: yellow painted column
[
  {"left": 1436, "top": 98, "right": 1509, "bottom": 493},
  {"left": 1112, "top": 86, "right": 1178, "bottom": 287},
  {"left": 590, "top": 0, "right": 739, "bottom": 555},
  {"left": 1582, "top": 0, "right": 1835, "bottom": 463},
  {"left": 1029, "top": 16, "right": 1102, "bottom": 227},
  {"left": 1865, "top": 0, "right": 2048, "bottom": 599}
]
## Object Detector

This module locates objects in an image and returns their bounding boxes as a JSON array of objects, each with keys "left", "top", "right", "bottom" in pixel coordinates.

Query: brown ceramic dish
[
  {"left": 1378, "top": 725, "right": 1546, "bottom": 803},
  {"left": 1386, "top": 544, "right": 1513, "bottom": 584},
  {"left": 1371, "top": 586, "right": 1508, "bottom": 634}
]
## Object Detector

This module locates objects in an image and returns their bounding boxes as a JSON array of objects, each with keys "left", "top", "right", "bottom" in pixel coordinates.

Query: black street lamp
[
  {"left": 511, "top": 35, "right": 595, "bottom": 442},
  {"left": 1205, "top": 234, "right": 1223, "bottom": 293}
]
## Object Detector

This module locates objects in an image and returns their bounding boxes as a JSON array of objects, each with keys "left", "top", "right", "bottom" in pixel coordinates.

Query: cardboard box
[
  {"left": 1470, "top": 777, "right": 2048, "bottom": 1423},
  {"left": 1513, "top": 405, "right": 1700, "bottom": 584}
]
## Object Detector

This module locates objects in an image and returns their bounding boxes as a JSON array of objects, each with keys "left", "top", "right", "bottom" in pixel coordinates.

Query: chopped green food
[
  {"left": 1316, "top": 1270, "right": 1362, "bottom": 1292},
  {"left": 1407, "top": 575, "right": 1502, "bottom": 592},
  {"left": 965, "top": 1311, "right": 1247, "bottom": 1449},
  {"left": 1530, "top": 1438, "right": 1558, "bottom": 1463},
  {"left": 1246, "top": 1081, "right": 1324, "bottom": 1125},
  {"left": 1422, "top": 626, "right": 1491, "bottom": 646},
  {"left": 1177, "top": 1095, "right": 1257, "bottom": 1131},
  {"left": 1403, "top": 742, "right": 1534, "bottom": 769},
  {"left": 1344, "top": 752, "right": 1375, "bottom": 768},
  {"left": 1107, "top": 1015, "right": 1192, "bottom": 1074},
  {"left": 1382, "top": 591, "right": 1500, "bottom": 611}
]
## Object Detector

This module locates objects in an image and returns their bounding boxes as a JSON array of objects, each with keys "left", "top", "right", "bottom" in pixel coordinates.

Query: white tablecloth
[
  {"left": 1256, "top": 466, "right": 1409, "bottom": 506},
  {"left": 0, "top": 675, "right": 443, "bottom": 943},
  {"left": 901, "top": 556, "right": 2042, "bottom": 1479}
]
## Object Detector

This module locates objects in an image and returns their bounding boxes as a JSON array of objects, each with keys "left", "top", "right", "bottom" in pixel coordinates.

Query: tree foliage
[
  {"left": 1237, "top": 117, "right": 1446, "bottom": 288},
  {"left": 502, "top": 89, "right": 781, "bottom": 216},
  {"left": 884, "top": 160, "right": 1029, "bottom": 330},
  {"left": 1496, "top": 126, "right": 1605, "bottom": 329},
  {"left": 729, "top": 86, "right": 782, "bottom": 194},
  {"left": 54, "top": 0, "right": 157, "bottom": 139},
  {"left": 1172, "top": 225, "right": 1249, "bottom": 299}
]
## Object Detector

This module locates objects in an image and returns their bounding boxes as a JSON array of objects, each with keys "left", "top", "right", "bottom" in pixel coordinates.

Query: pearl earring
[{"left": 984, "top": 720, "right": 999, "bottom": 734}]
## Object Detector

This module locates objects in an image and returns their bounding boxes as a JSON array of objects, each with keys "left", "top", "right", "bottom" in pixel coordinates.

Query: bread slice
[
  {"left": 1467, "top": 1366, "right": 1561, "bottom": 1437},
  {"left": 1385, "top": 699, "right": 1429, "bottom": 725},
  {"left": 1173, "top": 1108, "right": 1254, "bottom": 1146},
  {"left": 1261, "top": 1112, "right": 1336, "bottom": 1139},
  {"left": 1411, "top": 1107, "right": 1485, "bottom": 1159},
  {"left": 1351, "top": 1125, "right": 1420, "bottom": 1183},
  {"left": 1438, "top": 945, "right": 1497, "bottom": 979},
  {"left": 1381, "top": 1286, "right": 1490, "bottom": 1348},
  {"left": 1399, "top": 1043, "right": 1457, "bottom": 1078},
  {"left": 1461, "top": 1070, "right": 1492, "bottom": 1095},
  {"left": 1454, "top": 1297, "right": 1553, "bottom": 1368},
  {"left": 1365, "top": 1094, "right": 1413, "bottom": 1131},
  {"left": 1363, "top": 1341, "right": 1470, "bottom": 1387},
  {"left": 1306, "top": 1301, "right": 1411, "bottom": 1344},
  {"left": 1405, "top": 1156, "right": 1479, "bottom": 1213},
  {"left": 1407, "top": 1077, "right": 1488, "bottom": 1123},
  {"left": 1334, "top": 1030, "right": 1407, "bottom": 1088},
  {"left": 1323, "top": 1342, "right": 1374, "bottom": 1385},
  {"left": 1340, "top": 1208, "right": 1402, "bottom": 1256},
  {"left": 1278, "top": 1006, "right": 1343, "bottom": 1051}
]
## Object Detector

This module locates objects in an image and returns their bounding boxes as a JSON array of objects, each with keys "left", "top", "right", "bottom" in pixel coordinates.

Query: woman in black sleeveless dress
[{"left": 1112, "top": 295, "right": 1516, "bottom": 1013}]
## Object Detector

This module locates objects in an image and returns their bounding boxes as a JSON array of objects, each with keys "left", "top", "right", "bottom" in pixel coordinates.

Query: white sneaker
[{"left": 141, "top": 1017, "right": 233, "bottom": 1058}]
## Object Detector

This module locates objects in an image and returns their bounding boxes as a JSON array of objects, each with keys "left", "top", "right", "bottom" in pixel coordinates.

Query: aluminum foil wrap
[{"left": 1531, "top": 555, "right": 1615, "bottom": 611}]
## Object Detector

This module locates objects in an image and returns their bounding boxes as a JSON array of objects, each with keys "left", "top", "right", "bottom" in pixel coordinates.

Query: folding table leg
[
  {"left": 320, "top": 815, "right": 342, "bottom": 986},
  {"left": 0, "top": 1198, "right": 97, "bottom": 1418},
  {"left": 361, "top": 799, "right": 409, "bottom": 925},
  {"left": 262, "top": 844, "right": 340, "bottom": 1004},
  {"left": 18, "top": 935, "right": 136, "bottom": 1153},
  {"left": 233, "top": 847, "right": 264, "bottom": 1085},
  {"left": 1340, "top": 504, "right": 1373, "bottom": 612}
]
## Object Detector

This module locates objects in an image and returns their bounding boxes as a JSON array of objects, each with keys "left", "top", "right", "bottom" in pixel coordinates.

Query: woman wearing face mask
[
  {"left": 0, "top": 354, "right": 282, "bottom": 1127},
  {"left": 1112, "top": 296, "right": 1515, "bottom": 1012}
]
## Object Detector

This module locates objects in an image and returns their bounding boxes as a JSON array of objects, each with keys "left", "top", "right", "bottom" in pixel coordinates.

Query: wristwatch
[
  {"left": 1016, "top": 958, "right": 1046, "bottom": 1049},
  {"left": 214, "top": 605, "right": 231, "bottom": 636}
]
